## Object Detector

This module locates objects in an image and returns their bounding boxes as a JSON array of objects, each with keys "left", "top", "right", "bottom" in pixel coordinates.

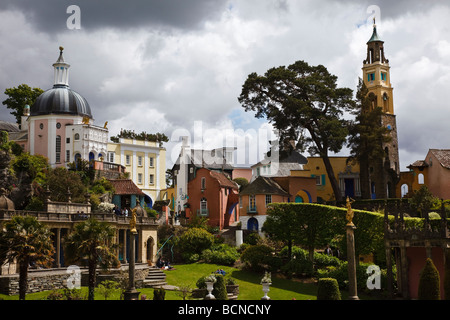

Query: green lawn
[{"left": 0, "top": 263, "right": 374, "bottom": 300}]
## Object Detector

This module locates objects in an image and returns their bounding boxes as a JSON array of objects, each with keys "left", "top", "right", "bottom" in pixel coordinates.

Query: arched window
[
  {"left": 418, "top": 173, "right": 425, "bottom": 185},
  {"left": 401, "top": 184, "right": 409, "bottom": 198},
  {"left": 74, "top": 133, "right": 80, "bottom": 140}
]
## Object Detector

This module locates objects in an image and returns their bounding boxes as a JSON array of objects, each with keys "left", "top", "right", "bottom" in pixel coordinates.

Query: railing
[
  {"left": 247, "top": 206, "right": 257, "bottom": 214},
  {"left": 197, "top": 209, "right": 209, "bottom": 217},
  {"left": 0, "top": 210, "right": 157, "bottom": 225}
]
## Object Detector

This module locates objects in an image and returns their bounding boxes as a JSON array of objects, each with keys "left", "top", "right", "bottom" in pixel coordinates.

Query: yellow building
[
  {"left": 107, "top": 138, "right": 166, "bottom": 208},
  {"left": 292, "top": 157, "right": 360, "bottom": 203}
]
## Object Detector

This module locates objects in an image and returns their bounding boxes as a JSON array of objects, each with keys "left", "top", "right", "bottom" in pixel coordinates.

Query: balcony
[
  {"left": 247, "top": 205, "right": 257, "bottom": 214},
  {"left": 197, "top": 209, "right": 209, "bottom": 217}
]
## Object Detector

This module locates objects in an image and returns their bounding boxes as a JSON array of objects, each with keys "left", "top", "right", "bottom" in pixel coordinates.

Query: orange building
[
  {"left": 239, "top": 175, "right": 316, "bottom": 232},
  {"left": 186, "top": 168, "right": 240, "bottom": 230}
]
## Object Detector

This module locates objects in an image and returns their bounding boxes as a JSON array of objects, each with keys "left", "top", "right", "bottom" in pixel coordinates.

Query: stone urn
[
  {"left": 261, "top": 282, "right": 271, "bottom": 300},
  {"left": 205, "top": 281, "right": 216, "bottom": 300}
]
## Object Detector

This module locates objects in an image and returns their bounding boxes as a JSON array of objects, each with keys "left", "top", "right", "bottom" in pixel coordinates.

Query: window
[
  {"left": 367, "top": 73, "right": 375, "bottom": 82},
  {"left": 316, "top": 176, "right": 322, "bottom": 185},
  {"left": 150, "top": 174, "right": 154, "bottom": 185},
  {"left": 66, "top": 150, "right": 70, "bottom": 162},
  {"left": 239, "top": 196, "right": 243, "bottom": 208},
  {"left": 201, "top": 177, "right": 206, "bottom": 189},
  {"left": 108, "top": 152, "right": 115, "bottom": 163},
  {"left": 381, "top": 72, "right": 387, "bottom": 81},
  {"left": 265, "top": 194, "right": 272, "bottom": 207},
  {"left": 126, "top": 154, "right": 131, "bottom": 165},
  {"left": 74, "top": 133, "right": 80, "bottom": 140},
  {"left": 200, "top": 198, "right": 208, "bottom": 216},
  {"left": 249, "top": 195, "right": 256, "bottom": 210},
  {"left": 66, "top": 138, "right": 70, "bottom": 143},
  {"left": 55, "top": 135, "right": 61, "bottom": 163},
  {"left": 138, "top": 156, "right": 143, "bottom": 166},
  {"left": 256, "top": 167, "right": 260, "bottom": 177},
  {"left": 149, "top": 157, "right": 154, "bottom": 167},
  {"left": 418, "top": 173, "right": 424, "bottom": 185},
  {"left": 138, "top": 173, "right": 143, "bottom": 184},
  {"left": 56, "top": 122, "right": 61, "bottom": 129}
]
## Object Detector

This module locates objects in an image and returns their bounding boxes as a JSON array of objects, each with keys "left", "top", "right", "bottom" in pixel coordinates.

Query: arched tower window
[{"left": 55, "top": 135, "right": 61, "bottom": 163}]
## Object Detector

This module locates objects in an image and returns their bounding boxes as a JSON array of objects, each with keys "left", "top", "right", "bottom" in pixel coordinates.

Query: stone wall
[{"left": 0, "top": 264, "right": 149, "bottom": 296}]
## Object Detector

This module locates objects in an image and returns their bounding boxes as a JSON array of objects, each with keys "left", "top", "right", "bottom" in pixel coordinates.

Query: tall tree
[
  {"left": 238, "top": 60, "right": 355, "bottom": 201},
  {"left": 347, "top": 79, "right": 391, "bottom": 199},
  {"left": 2, "top": 84, "right": 43, "bottom": 124},
  {"left": 0, "top": 216, "right": 54, "bottom": 300},
  {"left": 64, "top": 218, "right": 120, "bottom": 300}
]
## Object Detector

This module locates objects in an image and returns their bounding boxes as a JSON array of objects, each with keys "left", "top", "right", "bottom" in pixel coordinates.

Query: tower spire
[{"left": 52, "top": 46, "right": 70, "bottom": 87}]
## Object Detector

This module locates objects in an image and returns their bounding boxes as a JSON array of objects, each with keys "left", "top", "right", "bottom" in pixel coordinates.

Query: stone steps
[{"left": 143, "top": 267, "right": 168, "bottom": 288}]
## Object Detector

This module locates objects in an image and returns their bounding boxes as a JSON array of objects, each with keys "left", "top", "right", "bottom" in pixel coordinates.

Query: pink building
[{"left": 18, "top": 47, "right": 108, "bottom": 167}]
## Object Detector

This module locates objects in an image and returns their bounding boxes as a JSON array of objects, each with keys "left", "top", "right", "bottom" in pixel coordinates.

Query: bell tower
[{"left": 361, "top": 19, "right": 400, "bottom": 199}]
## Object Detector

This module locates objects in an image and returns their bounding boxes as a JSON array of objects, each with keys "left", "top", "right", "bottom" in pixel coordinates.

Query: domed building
[{"left": 26, "top": 47, "right": 108, "bottom": 167}]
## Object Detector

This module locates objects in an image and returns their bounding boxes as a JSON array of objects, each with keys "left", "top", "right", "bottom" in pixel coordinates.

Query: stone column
[
  {"left": 346, "top": 223, "right": 359, "bottom": 300},
  {"left": 124, "top": 230, "right": 140, "bottom": 300},
  {"left": 56, "top": 228, "right": 61, "bottom": 268}
]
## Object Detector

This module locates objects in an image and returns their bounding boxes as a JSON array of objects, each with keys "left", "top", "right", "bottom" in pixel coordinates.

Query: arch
[
  {"left": 401, "top": 184, "right": 409, "bottom": 198},
  {"left": 144, "top": 194, "right": 153, "bottom": 209},
  {"left": 418, "top": 173, "right": 424, "bottom": 185},
  {"left": 295, "top": 196, "right": 304, "bottom": 203},
  {"left": 295, "top": 189, "right": 312, "bottom": 203},
  {"left": 146, "top": 236, "right": 155, "bottom": 264},
  {"left": 247, "top": 217, "right": 259, "bottom": 231}
]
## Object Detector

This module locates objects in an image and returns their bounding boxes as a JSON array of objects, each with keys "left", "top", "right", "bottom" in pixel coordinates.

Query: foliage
[
  {"left": 110, "top": 129, "right": 169, "bottom": 147},
  {"left": 11, "top": 152, "right": 48, "bottom": 183},
  {"left": 444, "top": 253, "right": 450, "bottom": 300},
  {"left": 64, "top": 218, "right": 120, "bottom": 300},
  {"left": 89, "top": 177, "right": 115, "bottom": 195},
  {"left": 2, "top": 84, "right": 44, "bottom": 124},
  {"left": 409, "top": 186, "right": 441, "bottom": 218},
  {"left": 201, "top": 244, "right": 240, "bottom": 266},
  {"left": 238, "top": 60, "right": 355, "bottom": 201},
  {"left": 0, "top": 215, "right": 54, "bottom": 300},
  {"left": 212, "top": 274, "right": 228, "bottom": 300},
  {"left": 418, "top": 258, "right": 440, "bottom": 300},
  {"left": 43, "top": 167, "right": 87, "bottom": 203},
  {"left": 97, "top": 280, "right": 120, "bottom": 300},
  {"left": 46, "top": 288, "right": 84, "bottom": 300},
  {"left": 240, "top": 244, "right": 282, "bottom": 272},
  {"left": 232, "top": 177, "right": 249, "bottom": 189},
  {"left": 177, "top": 227, "right": 215, "bottom": 258},
  {"left": 153, "top": 288, "right": 166, "bottom": 300},
  {"left": 317, "top": 278, "right": 341, "bottom": 300}
]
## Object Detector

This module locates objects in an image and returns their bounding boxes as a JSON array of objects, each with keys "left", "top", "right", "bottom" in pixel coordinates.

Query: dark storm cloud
[{"left": 0, "top": 0, "right": 225, "bottom": 33}]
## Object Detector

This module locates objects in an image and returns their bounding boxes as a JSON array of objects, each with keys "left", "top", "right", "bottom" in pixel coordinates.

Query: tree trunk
[
  {"left": 88, "top": 259, "right": 97, "bottom": 300},
  {"left": 321, "top": 155, "right": 342, "bottom": 202},
  {"left": 18, "top": 260, "right": 28, "bottom": 300}
]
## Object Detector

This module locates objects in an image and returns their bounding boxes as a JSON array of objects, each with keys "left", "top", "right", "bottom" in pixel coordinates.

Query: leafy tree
[
  {"left": 64, "top": 218, "right": 120, "bottom": 300},
  {"left": 238, "top": 60, "right": 355, "bottom": 201},
  {"left": 2, "top": 84, "right": 43, "bottom": 124},
  {"left": 232, "top": 177, "right": 249, "bottom": 190},
  {"left": 0, "top": 216, "right": 54, "bottom": 300},
  {"left": 43, "top": 167, "right": 87, "bottom": 203},
  {"left": 409, "top": 186, "right": 440, "bottom": 218},
  {"left": 347, "top": 79, "right": 391, "bottom": 199}
]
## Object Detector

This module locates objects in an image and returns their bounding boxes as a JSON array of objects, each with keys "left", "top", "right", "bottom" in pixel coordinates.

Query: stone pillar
[
  {"left": 346, "top": 223, "right": 359, "bottom": 300},
  {"left": 236, "top": 230, "right": 243, "bottom": 247},
  {"left": 124, "top": 230, "right": 140, "bottom": 300},
  {"left": 56, "top": 228, "right": 61, "bottom": 268}
]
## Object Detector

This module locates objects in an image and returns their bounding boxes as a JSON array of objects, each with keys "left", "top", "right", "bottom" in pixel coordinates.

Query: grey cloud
[{"left": 0, "top": 0, "right": 226, "bottom": 33}]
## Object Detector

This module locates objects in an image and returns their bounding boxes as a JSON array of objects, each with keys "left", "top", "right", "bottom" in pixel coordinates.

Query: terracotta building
[{"left": 186, "top": 168, "right": 240, "bottom": 230}]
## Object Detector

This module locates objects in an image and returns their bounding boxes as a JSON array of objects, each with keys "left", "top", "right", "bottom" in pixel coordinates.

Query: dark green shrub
[
  {"left": 281, "top": 259, "right": 314, "bottom": 278},
  {"left": 177, "top": 227, "right": 214, "bottom": 260},
  {"left": 212, "top": 274, "right": 228, "bottom": 300},
  {"left": 418, "top": 258, "right": 440, "bottom": 300},
  {"left": 240, "top": 244, "right": 281, "bottom": 272},
  {"left": 153, "top": 288, "right": 166, "bottom": 300},
  {"left": 201, "top": 244, "right": 239, "bottom": 265},
  {"left": 317, "top": 278, "right": 341, "bottom": 300},
  {"left": 444, "top": 255, "right": 450, "bottom": 300}
]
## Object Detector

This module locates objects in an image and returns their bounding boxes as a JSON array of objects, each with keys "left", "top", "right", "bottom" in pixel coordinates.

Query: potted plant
[
  {"left": 205, "top": 274, "right": 217, "bottom": 300},
  {"left": 261, "top": 271, "right": 271, "bottom": 300}
]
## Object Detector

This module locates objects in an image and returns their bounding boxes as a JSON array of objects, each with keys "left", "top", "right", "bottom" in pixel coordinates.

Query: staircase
[{"left": 143, "top": 267, "right": 167, "bottom": 288}]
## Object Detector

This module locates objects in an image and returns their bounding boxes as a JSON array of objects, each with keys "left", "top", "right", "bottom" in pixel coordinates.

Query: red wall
[{"left": 406, "top": 247, "right": 445, "bottom": 299}]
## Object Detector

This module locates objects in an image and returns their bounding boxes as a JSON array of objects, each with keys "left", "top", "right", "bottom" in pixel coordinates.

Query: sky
[{"left": 1, "top": 0, "right": 450, "bottom": 171}]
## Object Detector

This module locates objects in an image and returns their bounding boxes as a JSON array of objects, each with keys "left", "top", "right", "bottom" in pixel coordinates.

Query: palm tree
[
  {"left": 64, "top": 218, "right": 120, "bottom": 300},
  {"left": 0, "top": 215, "right": 54, "bottom": 300}
]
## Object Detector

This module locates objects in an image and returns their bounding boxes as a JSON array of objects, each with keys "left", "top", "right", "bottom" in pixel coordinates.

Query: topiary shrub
[
  {"left": 153, "top": 288, "right": 166, "bottom": 300},
  {"left": 418, "top": 258, "right": 440, "bottom": 300},
  {"left": 317, "top": 278, "right": 341, "bottom": 300},
  {"left": 212, "top": 274, "right": 228, "bottom": 300},
  {"left": 240, "top": 244, "right": 280, "bottom": 272},
  {"left": 201, "top": 244, "right": 240, "bottom": 265}
]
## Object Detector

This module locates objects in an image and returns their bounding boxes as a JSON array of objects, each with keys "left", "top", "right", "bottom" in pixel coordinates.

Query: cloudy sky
[{"left": 1, "top": 0, "right": 449, "bottom": 170}]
